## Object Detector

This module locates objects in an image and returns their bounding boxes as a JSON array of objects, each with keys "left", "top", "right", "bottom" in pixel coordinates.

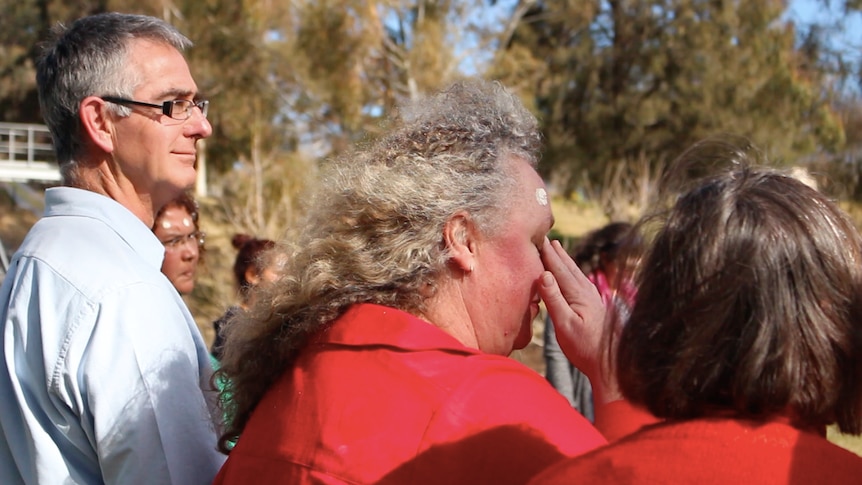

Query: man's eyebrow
[{"left": 154, "top": 88, "right": 196, "bottom": 100}]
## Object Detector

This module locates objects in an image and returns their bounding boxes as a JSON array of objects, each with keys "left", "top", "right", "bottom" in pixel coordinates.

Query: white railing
[{"left": 0, "top": 122, "right": 60, "bottom": 183}]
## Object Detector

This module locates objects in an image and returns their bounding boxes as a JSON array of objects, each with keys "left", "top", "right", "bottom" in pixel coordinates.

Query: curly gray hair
[{"left": 215, "top": 78, "right": 543, "bottom": 452}]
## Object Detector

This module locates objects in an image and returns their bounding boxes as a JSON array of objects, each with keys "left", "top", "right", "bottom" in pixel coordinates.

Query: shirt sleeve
[
  {"left": 542, "top": 315, "right": 577, "bottom": 405},
  {"left": 76, "top": 281, "right": 225, "bottom": 485}
]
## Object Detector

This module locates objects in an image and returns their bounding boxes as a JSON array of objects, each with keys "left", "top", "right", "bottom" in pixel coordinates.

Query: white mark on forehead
[
  {"left": 160, "top": 220, "right": 172, "bottom": 230},
  {"left": 182, "top": 217, "right": 192, "bottom": 227},
  {"left": 535, "top": 188, "right": 548, "bottom": 206}
]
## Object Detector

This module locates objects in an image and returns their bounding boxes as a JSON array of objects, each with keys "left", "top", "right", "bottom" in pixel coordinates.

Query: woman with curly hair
[{"left": 213, "top": 79, "right": 646, "bottom": 484}]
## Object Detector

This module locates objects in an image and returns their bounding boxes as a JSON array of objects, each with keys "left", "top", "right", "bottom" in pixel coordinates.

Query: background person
[
  {"left": 153, "top": 191, "right": 205, "bottom": 295},
  {"left": 544, "top": 222, "right": 641, "bottom": 422},
  {"left": 531, "top": 142, "right": 862, "bottom": 484},
  {"left": 0, "top": 12, "right": 224, "bottom": 484},
  {"left": 213, "top": 79, "right": 648, "bottom": 485},
  {"left": 210, "top": 233, "right": 276, "bottom": 360}
]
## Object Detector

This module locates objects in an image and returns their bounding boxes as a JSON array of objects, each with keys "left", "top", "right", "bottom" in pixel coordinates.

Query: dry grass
[
  {"left": 828, "top": 427, "right": 862, "bottom": 457},
  {"left": 549, "top": 195, "right": 613, "bottom": 239},
  {"left": 0, "top": 198, "right": 40, "bottom": 253}
]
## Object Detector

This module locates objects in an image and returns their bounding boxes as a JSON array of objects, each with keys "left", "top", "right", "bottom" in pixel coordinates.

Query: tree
[
  {"left": 491, "top": 0, "right": 845, "bottom": 195},
  {"left": 0, "top": 0, "right": 185, "bottom": 124}
]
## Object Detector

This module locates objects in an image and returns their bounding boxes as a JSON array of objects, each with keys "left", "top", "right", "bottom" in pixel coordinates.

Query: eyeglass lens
[
  {"left": 170, "top": 99, "right": 209, "bottom": 120},
  {"left": 163, "top": 231, "right": 205, "bottom": 251}
]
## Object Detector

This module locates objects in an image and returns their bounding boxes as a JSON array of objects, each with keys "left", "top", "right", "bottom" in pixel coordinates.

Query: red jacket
[
  {"left": 530, "top": 417, "right": 862, "bottom": 484},
  {"left": 214, "top": 304, "right": 610, "bottom": 484}
]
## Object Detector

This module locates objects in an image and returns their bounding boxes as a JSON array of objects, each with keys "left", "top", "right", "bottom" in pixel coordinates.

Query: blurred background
[{"left": 2, "top": 0, "right": 862, "bottom": 453}]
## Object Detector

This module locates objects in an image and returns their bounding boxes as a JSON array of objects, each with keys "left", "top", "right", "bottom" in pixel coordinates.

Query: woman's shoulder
[
  {"left": 431, "top": 354, "right": 605, "bottom": 452},
  {"left": 529, "top": 418, "right": 862, "bottom": 485}
]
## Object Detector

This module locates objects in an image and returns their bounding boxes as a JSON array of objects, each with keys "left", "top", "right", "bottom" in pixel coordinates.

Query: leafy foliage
[
  {"left": 1, "top": 0, "right": 861, "bottom": 206},
  {"left": 491, "top": 0, "right": 845, "bottom": 195}
]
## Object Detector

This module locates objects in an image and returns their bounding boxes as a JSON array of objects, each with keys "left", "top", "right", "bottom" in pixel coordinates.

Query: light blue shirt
[{"left": 0, "top": 187, "right": 225, "bottom": 484}]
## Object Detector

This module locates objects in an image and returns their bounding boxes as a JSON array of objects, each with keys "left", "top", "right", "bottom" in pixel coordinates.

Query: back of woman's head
[
  {"left": 574, "top": 222, "right": 641, "bottom": 275},
  {"left": 215, "top": 78, "right": 542, "bottom": 451},
  {"left": 231, "top": 234, "right": 276, "bottom": 300},
  {"left": 273, "top": 78, "right": 541, "bottom": 319},
  {"left": 619, "top": 149, "right": 862, "bottom": 434}
]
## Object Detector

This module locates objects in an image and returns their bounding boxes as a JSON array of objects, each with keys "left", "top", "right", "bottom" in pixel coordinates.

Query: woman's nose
[{"left": 181, "top": 241, "right": 199, "bottom": 261}]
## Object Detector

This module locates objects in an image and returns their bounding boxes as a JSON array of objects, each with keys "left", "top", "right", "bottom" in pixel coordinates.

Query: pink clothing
[
  {"left": 214, "top": 303, "right": 609, "bottom": 484},
  {"left": 588, "top": 270, "right": 635, "bottom": 309},
  {"left": 530, "top": 417, "right": 862, "bottom": 484},
  {"left": 588, "top": 270, "right": 614, "bottom": 305}
]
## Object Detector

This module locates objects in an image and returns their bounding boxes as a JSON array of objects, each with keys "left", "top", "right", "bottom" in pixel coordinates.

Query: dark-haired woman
[
  {"left": 532, "top": 144, "right": 862, "bottom": 484},
  {"left": 210, "top": 234, "right": 276, "bottom": 360}
]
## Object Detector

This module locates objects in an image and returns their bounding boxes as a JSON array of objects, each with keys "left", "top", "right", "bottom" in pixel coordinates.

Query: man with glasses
[{"left": 0, "top": 12, "right": 224, "bottom": 485}]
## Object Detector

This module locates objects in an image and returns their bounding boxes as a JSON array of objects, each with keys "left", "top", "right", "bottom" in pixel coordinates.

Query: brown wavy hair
[
  {"left": 619, "top": 140, "right": 862, "bottom": 434},
  {"left": 230, "top": 234, "right": 276, "bottom": 303}
]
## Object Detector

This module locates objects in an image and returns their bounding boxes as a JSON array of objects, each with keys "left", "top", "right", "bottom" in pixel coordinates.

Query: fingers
[
  {"left": 537, "top": 271, "right": 577, "bottom": 344},
  {"left": 539, "top": 237, "right": 611, "bottom": 387},
  {"left": 540, "top": 238, "right": 572, "bottom": 280},
  {"left": 539, "top": 274, "right": 602, "bottom": 369},
  {"left": 541, "top": 238, "right": 593, "bottom": 303},
  {"left": 541, "top": 238, "right": 601, "bottom": 320}
]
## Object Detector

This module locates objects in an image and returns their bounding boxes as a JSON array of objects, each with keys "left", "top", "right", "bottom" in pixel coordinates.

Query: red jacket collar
[{"left": 318, "top": 303, "right": 479, "bottom": 356}]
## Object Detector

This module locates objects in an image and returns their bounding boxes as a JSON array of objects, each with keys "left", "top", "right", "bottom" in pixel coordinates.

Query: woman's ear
[
  {"left": 443, "top": 211, "right": 478, "bottom": 274},
  {"left": 79, "top": 96, "right": 115, "bottom": 154},
  {"left": 245, "top": 266, "right": 261, "bottom": 286}
]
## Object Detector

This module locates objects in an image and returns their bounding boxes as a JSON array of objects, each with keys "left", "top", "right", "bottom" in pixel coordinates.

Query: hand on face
[{"left": 539, "top": 237, "right": 622, "bottom": 404}]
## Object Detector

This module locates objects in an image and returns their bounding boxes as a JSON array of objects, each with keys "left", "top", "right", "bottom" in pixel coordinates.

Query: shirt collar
[
  {"left": 43, "top": 187, "right": 165, "bottom": 269},
  {"left": 321, "top": 303, "right": 479, "bottom": 356}
]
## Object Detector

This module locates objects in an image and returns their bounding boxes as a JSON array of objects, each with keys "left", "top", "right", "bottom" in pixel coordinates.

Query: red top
[
  {"left": 530, "top": 417, "right": 862, "bottom": 484},
  {"left": 214, "top": 303, "right": 613, "bottom": 484}
]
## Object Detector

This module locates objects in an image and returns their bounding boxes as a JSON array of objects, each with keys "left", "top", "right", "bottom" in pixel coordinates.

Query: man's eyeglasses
[
  {"left": 101, "top": 96, "right": 209, "bottom": 120},
  {"left": 161, "top": 231, "right": 206, "bottom": 252}
]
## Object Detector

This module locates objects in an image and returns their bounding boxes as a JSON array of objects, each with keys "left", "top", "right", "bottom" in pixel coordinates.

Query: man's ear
[
  {"left": 79, "top": 96, "right": 115, "bottom": 153},
  {"left": 443, "top": 211, "right": 478, "bottom": 274}
]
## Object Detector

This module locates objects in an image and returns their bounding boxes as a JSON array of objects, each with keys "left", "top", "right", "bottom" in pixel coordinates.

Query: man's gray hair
[{"left": 36, "top": 12, "right": 191, "bottom": 180}]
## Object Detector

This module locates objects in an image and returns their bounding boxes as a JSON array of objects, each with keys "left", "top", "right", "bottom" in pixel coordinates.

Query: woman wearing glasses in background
[{"left": 153, "top": 191, "right": 205, "bottom": 295}]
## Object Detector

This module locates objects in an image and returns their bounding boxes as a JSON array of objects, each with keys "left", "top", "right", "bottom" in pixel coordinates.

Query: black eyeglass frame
[{"left": 101, "top": 96, "right": 209, "bottom": 120}]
